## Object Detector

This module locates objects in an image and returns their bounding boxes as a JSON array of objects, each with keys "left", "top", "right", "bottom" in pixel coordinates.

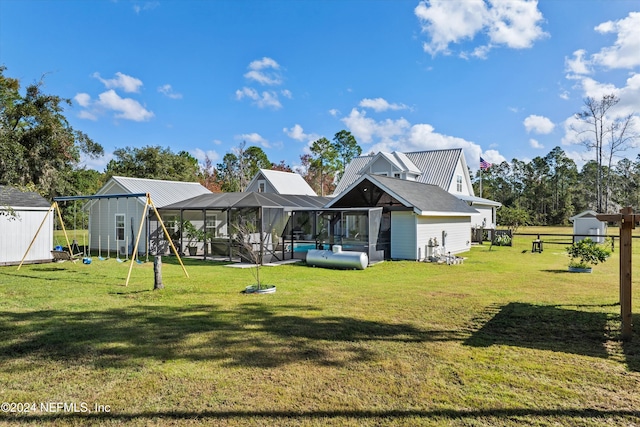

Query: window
[
  {"left": 456, "top": 175, "right": 463, "bottom": 193},
  {"left": 393, "top": 172, "right": 401, "bottom": 179},
  {"left": 258, "top": 180, "right": 266, "bottom": 193},
  {"left": 205, "top": 214, "right": 217, "bottom": 238},
  {"left": 115, "top": 214, "right": 125, "bottom": 241}
]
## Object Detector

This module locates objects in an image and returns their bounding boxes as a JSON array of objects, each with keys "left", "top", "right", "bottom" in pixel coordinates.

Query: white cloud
[
  {"left": 74, "top": 93, "right": 92, "bottom": 107},
  {"left": 235, "top": 87, "right": 282, "bottom": 109},
  {"left": 565, "top": 49, "right": 591, "bottom": 75},
  {"left": 591, "top": 12, "right": 640, "bottom": 70},
  {"left": 529, "top": 138, "right": 544, "bottom": 149},
  {"left": 237, "top": 132, "right": 270, "bottom": 148},
  {"left": 359, "top": 97, "right": 409, "bottom": 112},
  {"left": 93, "top": 72, "right": 143, "bottom": 93},
  {"left": 415, "top": 0, "right": 487, "bottom": 56},
  {"left": 415, "top": 0, "right": 547, "bottom": 58},
  {"left": 244, "top": 57, "right": 282, "bottom": 85},
  {"left": 249, "top": 57, "right": 280, "bottom": 70},
  {"left": 523, "top": 114, "right": 555, "bottom": 134},
  {"left": 133, "top": 1, "right": 159, "bottom": 14},
  {"left": 329, "top": 109, "right": 340, "bottom": 117},
  {"left": 244, "top": 70, "right": 282, "bottom": 86},
  {"left": 237, "top": 57, "right": 290, "bottom": 109},
  {"left": 340, "top": 107, "right": 505, "bottom": 170},
  {"left": 97, "top": 89, "right": 154, "bottom": 121},
  {"left": 192, "top": 148, "right": 220, "bottom": 163},
  {"left": 80, "top": 151, "right": 112, "bottom": 172},
  {"left": 485, "top": 0, "right": 547, "bottom": 49},
  {"left": 283, "top": 124, "right": 320, "bottom": 144},
  {"left": 158, "top": 84, "right": 182, "bottom": 99},
  {"left": 341, "top": 108, "right": 410, "bottom": 144}
]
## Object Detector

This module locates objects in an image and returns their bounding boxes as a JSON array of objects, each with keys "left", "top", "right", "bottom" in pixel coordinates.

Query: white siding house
[
  {"left": 333, "top": 148, "right": 501, "bottom": 229},
  {"left": 0, "top": 186, "right": 53, "bottom": 266}
]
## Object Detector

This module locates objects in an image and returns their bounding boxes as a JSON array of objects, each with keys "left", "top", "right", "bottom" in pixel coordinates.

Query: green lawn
[{"left": 1, "top": 231, "right": 639, "bottom": 426}]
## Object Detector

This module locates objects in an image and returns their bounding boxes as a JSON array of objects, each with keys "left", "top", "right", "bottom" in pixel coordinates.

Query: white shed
[
  {"left": 0, "top": 186, "right": 53, "bottom": 266},
  {"left": 88, "top": 176, "right": 211, "bottom": 256},
  {"left": 570, "top": 210, "right": 607, "bottom": 243}
]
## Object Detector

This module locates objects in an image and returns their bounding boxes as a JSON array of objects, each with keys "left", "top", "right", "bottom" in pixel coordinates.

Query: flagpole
[{"left": 480, "top": 168, "right": 483, "bottom": 199}]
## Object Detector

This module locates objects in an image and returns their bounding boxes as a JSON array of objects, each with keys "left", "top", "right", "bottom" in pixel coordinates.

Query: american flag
[{"left": 480, "top": 157, "right": 492, "bottom": 170}]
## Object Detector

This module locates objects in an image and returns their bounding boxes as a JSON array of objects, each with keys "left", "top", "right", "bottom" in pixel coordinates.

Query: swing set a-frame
[{"left": 17, "top": 192, "right": 189, "bottom": 287}]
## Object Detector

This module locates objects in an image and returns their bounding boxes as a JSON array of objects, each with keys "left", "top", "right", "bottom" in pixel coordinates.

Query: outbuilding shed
[
  {"left": 0, "top": 186, "right": 53, "bottom": 266},
  {"left": 570, "top": 210, "right": 607, "bottom": 243},
  {"left": 88, "top": 176, "right": 211, "bottom": 257}
]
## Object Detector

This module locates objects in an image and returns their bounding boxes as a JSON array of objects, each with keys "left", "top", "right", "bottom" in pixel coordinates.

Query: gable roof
[
  {"left": 247, "top": 169, "right": 317, "bottom": 196},
  {"left": 569, "top": 210, "right": 601, "bottom": 221},
  {"left": 334, "top": 148, "right": 465, "bottom": 195},
  {"left": 0, "top": 186, "right": 50, "bottom": 209},
  {"left": 326, "top": 175, "right": 478, "bottom": 216},
  {"left": 358, "top": 152, "right": 421, "bottom": 175},
  {"left": 99, "top": 176, "right": 211, "bottom": 208}
]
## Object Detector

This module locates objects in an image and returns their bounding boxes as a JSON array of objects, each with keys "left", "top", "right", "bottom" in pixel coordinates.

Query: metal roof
[
  {"left": 327, "top": 174, "right": 478, "bottom": 216},
  {"left": 334, "top": 148, "right": 463, "bottom": 195},
  {"left": 247, "top": 169, "right": 317, "bottom": 196},
  {"left": 160, "top": 192, "right": 331, "bottom": 211},
  {"left": 100, "top": 176, "right": 211, "bottom": 207},
  {"left": 0, "top": 186, "right": 50, "bottom": 208},
  {"left": 456, "top": 194, "right": 502, "bottom": 207}
]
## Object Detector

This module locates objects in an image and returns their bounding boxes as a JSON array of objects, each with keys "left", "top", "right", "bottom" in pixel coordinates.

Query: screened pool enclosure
[{"left": 154, "top": 192, "right": 386, "bottom": 265}]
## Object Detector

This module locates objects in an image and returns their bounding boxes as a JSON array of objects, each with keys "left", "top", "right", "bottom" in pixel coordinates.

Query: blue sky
[{"left": 1, "top": 0, "right": 639, "bottom": 174}]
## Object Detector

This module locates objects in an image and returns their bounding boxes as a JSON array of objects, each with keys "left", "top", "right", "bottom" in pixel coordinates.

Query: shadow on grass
[
  {"left": 4, "top": 407, "right": 639, "bottom": 424},
  {"left": 465, "top": 302, "right": 639, "bottom": 372},
  {"left": 0, "top": 302, "right": 463, "bottom": 369}
]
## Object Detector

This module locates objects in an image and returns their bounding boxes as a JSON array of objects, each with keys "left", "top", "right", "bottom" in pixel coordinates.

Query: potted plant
[
  {"left": 566, "top": 238, "right": 611, "bottom": 273},
  {"left": 182, "top": 220, "right": 203, "bottom": 256}
]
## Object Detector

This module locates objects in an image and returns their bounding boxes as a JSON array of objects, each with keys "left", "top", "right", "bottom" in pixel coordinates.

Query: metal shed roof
[{"left": 100, "top": 176, "right": 211, "bottom": 207}]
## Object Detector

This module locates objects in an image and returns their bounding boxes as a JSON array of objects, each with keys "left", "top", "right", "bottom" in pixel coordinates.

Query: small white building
[
  {"left": 0, "top": 186, "right": 53, "bottom": 266},
  {"left": 88, "top": 176, "right": 211, "bottom": 256},
  {"left": 570, "top": 210, "right": 607, "bottom": 243}
]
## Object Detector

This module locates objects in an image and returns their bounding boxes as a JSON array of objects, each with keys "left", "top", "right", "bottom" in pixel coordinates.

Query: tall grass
[{"left": 0, "top": 230, "right": 638, "bottom": 426}]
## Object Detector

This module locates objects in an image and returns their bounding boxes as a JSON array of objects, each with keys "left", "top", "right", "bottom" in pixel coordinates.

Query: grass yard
[{"left": 1, "top": 230, "right": 639, "bottom": 426}]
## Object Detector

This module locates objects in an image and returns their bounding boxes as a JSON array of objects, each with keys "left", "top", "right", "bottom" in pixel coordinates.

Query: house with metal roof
[
  {"left": 327, "top": 174, "right": 478, "bottom": 260},
  {"left": 246, "top": 169, "right": 317, "bottom": 196},
  {"left": 1, "top": 186, "right": 53, "bottom": 266},
  {"left": 333, "top": 149, "right": 501, "bottom": 230},
  {"left": 88, "top": 176, "right": 211, "bottom": 257}
]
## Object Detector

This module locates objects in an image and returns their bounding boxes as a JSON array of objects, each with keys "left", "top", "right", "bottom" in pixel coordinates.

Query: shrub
[{"left": 566, "top": 238, "right": 611, "bottom": 269}]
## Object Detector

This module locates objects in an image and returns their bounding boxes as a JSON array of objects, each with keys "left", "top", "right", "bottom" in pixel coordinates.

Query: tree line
[
  {"left": 478, "top": 146, "right": 640, "bottom": 228},
  {"left": 2, "top": 66, "right": 637, "bottom": 229}
]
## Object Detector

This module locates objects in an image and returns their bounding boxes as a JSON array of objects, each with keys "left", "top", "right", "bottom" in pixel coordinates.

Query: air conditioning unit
[{"left": 119, "top": 245, "right": 127, "bottom": 256}]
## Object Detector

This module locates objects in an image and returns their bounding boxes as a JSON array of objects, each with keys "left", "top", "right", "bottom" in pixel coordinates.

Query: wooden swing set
[{"left": 17, "top": 192, "right": 188, "bottom": 286}]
